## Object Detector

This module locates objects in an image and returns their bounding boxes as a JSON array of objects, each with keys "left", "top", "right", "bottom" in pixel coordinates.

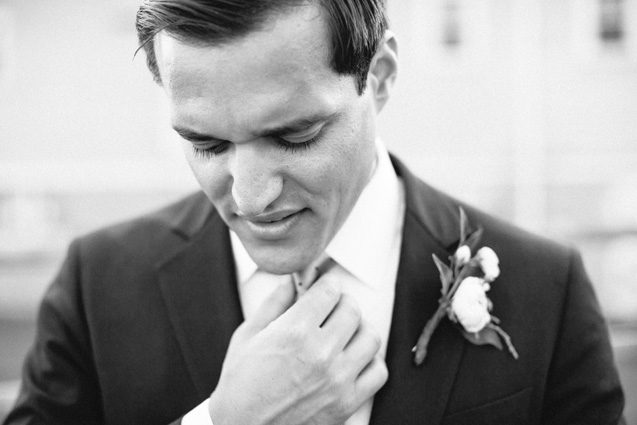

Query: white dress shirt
[{"left": 184, "top": 139, "right": 405, "bottom": 425}]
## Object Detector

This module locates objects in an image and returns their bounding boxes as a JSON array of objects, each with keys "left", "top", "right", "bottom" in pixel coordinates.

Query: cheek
[
  {"left": 293, "top": 142, "right": 352, "bottom": 199},
  {"left": 299, "top": 113, "right": 375, "bottom": 202},
  {"left": 182, "top": 145, "right": 229, "bottom": 202},
  {"left": 298, "top": 138, "right": 372, "bottom": 210}
]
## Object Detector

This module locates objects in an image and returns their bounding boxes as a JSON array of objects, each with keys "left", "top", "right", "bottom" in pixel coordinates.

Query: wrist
[
  {"left": 208, "top": 391, "right": 231, "bottom": 425},
  {"left": 182, "top": 397, "right": 214, "bottom": 425}
]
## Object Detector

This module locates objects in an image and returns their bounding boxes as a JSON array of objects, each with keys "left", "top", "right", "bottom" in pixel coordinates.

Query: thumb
[{"left": 244, "top": 278, "right": 296, "bottom": 334}]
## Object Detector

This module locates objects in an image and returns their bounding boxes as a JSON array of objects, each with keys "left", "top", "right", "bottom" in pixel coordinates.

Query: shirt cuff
[{"left": 182, "top": 398, "right": 214, "bottom": 425}]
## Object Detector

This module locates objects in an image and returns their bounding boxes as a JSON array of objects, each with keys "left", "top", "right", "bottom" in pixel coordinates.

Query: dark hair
[{"left": 135, "top": 0, "right": 388, "bottom": 94}]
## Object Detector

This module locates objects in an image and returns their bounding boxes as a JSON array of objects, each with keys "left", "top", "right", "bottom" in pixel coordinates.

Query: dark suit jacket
[{"left": 4, "top": 158, "right": 625, "bottom": 425}]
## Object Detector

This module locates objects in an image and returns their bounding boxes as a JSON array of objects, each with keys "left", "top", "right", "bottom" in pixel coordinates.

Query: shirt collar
[
  {"left": 230, "top": 139, "right": 404, "bottom": 289},
  {"left": 230, "top": 231, "right": 258, "bottom": 286},
  {"left": 324, "top": 139, "right": 403, "bottom": 289}
]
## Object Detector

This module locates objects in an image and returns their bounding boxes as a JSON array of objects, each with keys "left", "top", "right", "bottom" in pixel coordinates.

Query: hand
[{"left": 209, "top": 275, "right": 388, "bottom": 425}]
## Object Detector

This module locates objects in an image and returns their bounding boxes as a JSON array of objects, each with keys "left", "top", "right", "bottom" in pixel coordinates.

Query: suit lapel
[
  {"left": 370, "top": 157, "right": 472, "bottom": 425},
  {"left": 153, "top": 159, "right": 474, "bottom": 419},
  {"left": 157, "top": 210, "right": 243, "bottom": 398}
]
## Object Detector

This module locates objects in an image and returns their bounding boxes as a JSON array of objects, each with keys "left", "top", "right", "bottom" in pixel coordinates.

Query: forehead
[{"left": 153, "top": 3, "right": 352, "bottom": 135}]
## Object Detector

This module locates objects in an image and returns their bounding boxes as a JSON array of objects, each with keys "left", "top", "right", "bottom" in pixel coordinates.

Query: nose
[{"left": 230, "top": 143, "right": 283, "bottom": 217}]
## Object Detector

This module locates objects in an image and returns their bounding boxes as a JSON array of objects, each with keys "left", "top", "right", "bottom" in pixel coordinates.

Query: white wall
[{"left": 1, "top": 0, "right": 636, "bottom": 319}]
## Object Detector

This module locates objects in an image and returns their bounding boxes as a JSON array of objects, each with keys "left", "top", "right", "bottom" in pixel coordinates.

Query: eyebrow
[
  {"left": 172, "top": 127, "right": 225, "bottom": 142},
  {"left": 172, "top": 111, "right": 338, "bottom": 142},
  {"left": 259, "top": 112, "right": 338, "bottom": 138}
]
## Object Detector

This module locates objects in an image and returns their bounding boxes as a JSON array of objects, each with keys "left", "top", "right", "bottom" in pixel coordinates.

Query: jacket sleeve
[
  {"left": 2, "top": 240, "right": 104, "bottom": 425},
  {"left": 541, "top": 249, "right": 625, "bottom": 425},
  {"left": 3, "top": 239, "right": 197, "bottom": 425}
]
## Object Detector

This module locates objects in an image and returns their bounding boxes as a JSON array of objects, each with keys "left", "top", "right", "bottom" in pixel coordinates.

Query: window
[
  {"left": 599, "top": 0, "right": 624, "bottom": 43},
  {"left": 442, "top": 0, "right": 461, "bottom": 47},
  {"left": 0, "top": 6, "right": 16, "bottom": 86}
]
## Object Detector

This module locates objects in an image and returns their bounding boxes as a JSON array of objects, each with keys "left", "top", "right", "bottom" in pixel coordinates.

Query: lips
[
  {"left": 239, "top": 209, "right": 306, "bottom": 240},
  {"left": 246, "top": 209, "right": 299, "bottom": 223}
]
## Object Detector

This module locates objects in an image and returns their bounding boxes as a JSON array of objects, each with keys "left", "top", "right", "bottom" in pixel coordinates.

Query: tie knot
[{"left": 292, "top": 255, "right": 335, "bottom": 296}]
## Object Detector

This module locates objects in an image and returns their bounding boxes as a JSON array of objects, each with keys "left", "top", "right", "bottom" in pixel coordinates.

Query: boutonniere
[{"left": 412, "top": 207, "right": 519, "bottom": 365}]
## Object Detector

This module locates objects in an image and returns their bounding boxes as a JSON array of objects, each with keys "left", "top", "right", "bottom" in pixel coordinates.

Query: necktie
[
  {"left": 292, "top": 255, "right": 335, "bottom": 298},
  {"left": 240, "top": 269, "right": 292, "bottom": 319},
  {"left": 241, "top": 256, "right": 335, "bottom": 319}
]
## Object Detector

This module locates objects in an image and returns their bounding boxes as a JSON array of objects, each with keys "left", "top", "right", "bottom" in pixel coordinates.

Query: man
[{"left": 4, "top": 1, "right": 625, "bottom": 424}]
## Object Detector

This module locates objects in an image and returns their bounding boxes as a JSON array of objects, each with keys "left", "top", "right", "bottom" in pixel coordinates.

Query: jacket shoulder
[
  {"left": 393, "top": 155, "right": 573, "bottom": 264},
  {"left": 75, "top": 191, "right": 216, "bottom": 266},
  {"left": 465, "top": 203, "right": 573, "bottom": 264},
  {"left": 446, "top": 188, "right": 577, "bottom": 290}
]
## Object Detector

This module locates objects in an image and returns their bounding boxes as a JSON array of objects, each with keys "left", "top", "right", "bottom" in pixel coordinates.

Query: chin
[
  {"left": 249, "top": 245, "right": 318, "bottom": 275},
  {"left": 254, "top": 257, "right": 305, "bottom": 275}
]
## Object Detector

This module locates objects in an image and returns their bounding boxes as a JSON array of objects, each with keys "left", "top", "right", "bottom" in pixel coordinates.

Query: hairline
[
  {"left": 152, "top": 6, "right": 353, "bottom": 90},
  {"left": 137, "top": 0, "right": 386, "bottom": 94}
]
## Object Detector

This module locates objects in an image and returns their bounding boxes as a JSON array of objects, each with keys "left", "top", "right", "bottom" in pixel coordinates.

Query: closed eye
[
  {"left": 274, "top": 124, "right": 324, "bottom": 152},
  {"left": 275, "top": 135, "right": 320, "bottom": 152},
  {"left": 176, "top": 119, "right": 327, "bottom": 158},
  {"left": 190, "top": 142, "right": 229, "bottom": 158}
]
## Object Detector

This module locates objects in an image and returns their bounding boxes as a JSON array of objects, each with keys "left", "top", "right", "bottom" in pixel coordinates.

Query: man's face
[{"left": 154, "top": 4, "right": 381, "bottom": 274}]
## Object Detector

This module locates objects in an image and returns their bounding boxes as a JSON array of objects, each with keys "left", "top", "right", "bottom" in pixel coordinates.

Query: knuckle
[
  {"left": 359, "top": 325, "right": 381, "bottom": 350},
  {"left": 341, "top": 295, "right": 362, "bottom": 323},
  {"left": 335, "top": 396, "right": 353, "bottom": 417},
  {"left": 326, "top": 374, "right": 354, "bottom": 410},
  {"left": 378, "top": 360, "right": 389, "bottom": 382},
  {"left": 279, "top": 323, "right": 308, "bottom": 348},
  {"left": 312, "top": 344, "right": 334, "bottom": 366},
  {"left": 373, "top": 359, "right": 389, "bottom": 388},
  {"left": 289, "top": 335, "right": 331, "bottom": 371},
  {"left": 291, "top": 324, "right": 310, "bottom": 342},
  {"left": 320, "top": 276, "right": 342, "bottom": 300},
  {"left": 371, "top": 331, "right": 382, "bottom": 350},
  {"left": 296, "top": 341, "right": 331, "bottom": 372},
  {"left": 327, "top": 368, "right": 347, "bottom": 390}
]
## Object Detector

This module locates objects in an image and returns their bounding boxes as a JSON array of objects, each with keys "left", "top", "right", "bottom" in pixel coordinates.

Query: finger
[
  {"left": 354, "top": 356, "right": 388, "bottom": 403},
  {"left": 320, "top": 294, "right": 361, "bottom": 350},
  {"left": 288, "top": 274, "right": 342, "bottom": 327},
  {"left": 244, "top": 279, "right": 296, "bottom": 334},
  {"left": 343, "top": 323, "right": 382, "bottom": 376}
]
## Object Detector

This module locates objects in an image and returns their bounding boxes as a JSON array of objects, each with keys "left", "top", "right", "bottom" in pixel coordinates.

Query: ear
[{"left": 367, "top": 31, "right": 398, "bottom": 113}]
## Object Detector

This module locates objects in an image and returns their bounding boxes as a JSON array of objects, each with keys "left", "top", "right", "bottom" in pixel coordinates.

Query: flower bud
[
  {"left": 454, "top": 245, "right": 471, "bottom": 265},
  {"left": 451, "top": 277, "right": 491, "bottom": 333},
  {"left": 476, "top": 246, "right": 500, "bottom": 282}
]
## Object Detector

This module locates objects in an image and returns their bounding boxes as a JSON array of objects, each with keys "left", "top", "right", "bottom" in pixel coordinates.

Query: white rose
[
  {"left": 475, "top": 246, "right": 500, "bottom": 282},
  {"left": 451, "top": 277, "right": 491, "bottom": 333},
  {"left": 454, "top": 245, "right": 471, "bottom": 265}
]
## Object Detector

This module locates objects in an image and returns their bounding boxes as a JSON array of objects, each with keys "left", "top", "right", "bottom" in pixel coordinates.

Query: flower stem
[
  {"left": 412, "top": 301, "right": 448, "bottom": 365},
  {"left": 447, "top": 264, "right": 473, "bottom": 298},
  {"left": 490, "top": 324, "right": 519, "bottom": 359}
]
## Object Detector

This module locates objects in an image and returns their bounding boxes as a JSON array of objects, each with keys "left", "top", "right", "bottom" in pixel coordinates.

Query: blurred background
[{"left": 0, "top": 0, "right": 636, "bottom": 421}]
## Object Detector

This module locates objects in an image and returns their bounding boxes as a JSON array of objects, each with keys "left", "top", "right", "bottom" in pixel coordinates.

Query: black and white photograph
[{"left": 0, "top": 0, "right": 635, "bottom": 423}]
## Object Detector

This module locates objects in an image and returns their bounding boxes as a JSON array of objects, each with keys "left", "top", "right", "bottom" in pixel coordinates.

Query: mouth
[
  {"left": 250, "top": 209, "right": 299, "bottom": 223},
  {"left": 240, "top": 209, "right": 306, "bottom": 240}
]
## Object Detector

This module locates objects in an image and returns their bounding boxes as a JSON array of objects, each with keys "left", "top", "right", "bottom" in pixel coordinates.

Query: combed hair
[{"left": 135, "top": 0, "right": 388, "bottom": 94}]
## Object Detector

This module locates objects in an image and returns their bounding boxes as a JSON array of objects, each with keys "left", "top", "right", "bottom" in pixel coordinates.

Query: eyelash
[
  {"left": 191, "top": 143, "right": 228, "bottom": 159},
  {"left": 190, "top": 134, "right": 321, "bottom": 159},
  {"left": 275, "top": 135, "right": 320, "bottom": 152}
]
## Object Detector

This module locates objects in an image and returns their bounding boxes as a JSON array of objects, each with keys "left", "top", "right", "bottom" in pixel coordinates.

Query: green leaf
[
  {"left": 459, "top": 207, "right": 468, "bottom": 244},
  {"left": 461, "top": 327, "right": 504, "bottom": 351},
  {"left": 464, "top": 227, "right": 484, "bottom": 252},
  {"left": 432, "top": 254, "right": 453, "bottom": 295}
]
